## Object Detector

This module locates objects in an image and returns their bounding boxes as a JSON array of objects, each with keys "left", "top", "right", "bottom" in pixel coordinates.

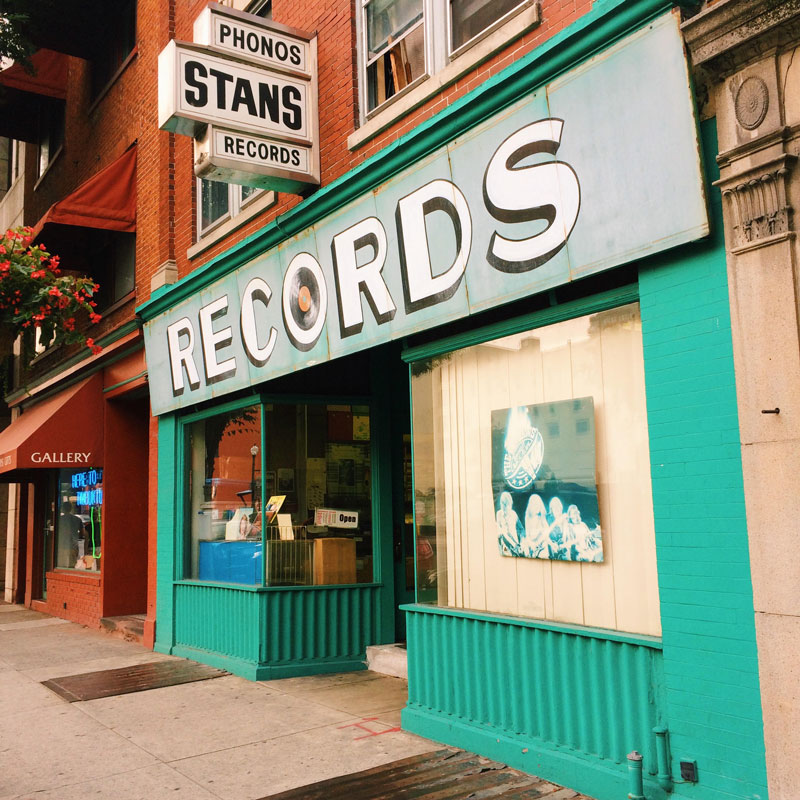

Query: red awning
[
  {"left": 0, "top": 374, "right": 104, "bottom": 474},
  {"left": 0, "top": 49, "right": 68, "bottom": 99},
  {"left": 32, "top": 146, "right": 137, "bottom": 240}
]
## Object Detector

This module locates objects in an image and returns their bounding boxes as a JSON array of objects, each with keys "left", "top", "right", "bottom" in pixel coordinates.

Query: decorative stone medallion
[{"left": 734, "top": 76, "right": 769, "bottom": 130}]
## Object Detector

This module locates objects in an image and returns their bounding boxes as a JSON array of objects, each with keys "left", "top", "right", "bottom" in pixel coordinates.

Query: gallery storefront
[
  {"left": 0, "top": 345, "right": 150, "bottom": 628},
  {"left": 141, "top": 5, "right": 768, "bottom": 800}
]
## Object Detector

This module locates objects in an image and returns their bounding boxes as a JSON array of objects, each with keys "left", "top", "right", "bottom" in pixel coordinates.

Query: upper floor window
[
  {"left": 364, "top": 0, "right": 425, "bottom": 112},
  {"left": 91, "top": 0, "right": 137, "bottom": 97},
  {"left": 0, "top": 138, "right": 21, "bottom": 198},
  {"left": 449, "top": 0, "right": 528, "bottom": 51},
  {"left": 88, "top": 230, "right": 136, "bottom": 312},
  {"left": 360, "top": 0, "right": 531, "bottom": 115},
  {"left": 36, "top": 102, "right": 64, "bottom": 181},
  {"left": 198, "top": 178, "right": 263, "bottom": 239}
]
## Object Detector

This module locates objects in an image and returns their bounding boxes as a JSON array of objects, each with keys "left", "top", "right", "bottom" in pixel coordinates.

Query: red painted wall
[{"left": 101, "top": 394, "right": 150, "bottom": 618}]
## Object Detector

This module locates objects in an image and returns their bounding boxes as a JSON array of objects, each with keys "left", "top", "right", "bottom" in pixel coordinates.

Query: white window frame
[
  {"left": 362, "top": 0, "right": 429, "bottom": 114},
  {"left": 447, "top": 0, "right": 535, "bottom": 58},
  {"left": 190, "top": 178, "right": 277, "bottom": 260},
  {"left": 196, "top": 178, "right": 265, "bottom": 240},
  {"left": 353, "top": 0, "right": 539, "bottom": 145}
]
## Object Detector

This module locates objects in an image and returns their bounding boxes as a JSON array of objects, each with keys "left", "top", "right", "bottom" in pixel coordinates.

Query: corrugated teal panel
[
  {"left": 174, "top": 584, "right": 260, "bottom": 662},
  {"left": 260, "top": 586, "right": 379, "bottom": 664},
  {"left": 405, "top": 606, "right": 664, "bottom": 772}
]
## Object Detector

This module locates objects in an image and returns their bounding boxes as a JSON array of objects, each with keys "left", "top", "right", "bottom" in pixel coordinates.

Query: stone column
[{"left": 684, "top": 4, "right": 800, "bottom": 799}]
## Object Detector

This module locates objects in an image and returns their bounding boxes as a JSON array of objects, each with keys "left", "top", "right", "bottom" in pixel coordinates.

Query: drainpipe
[
  {"left": 653, "top": 727, "right": 674, "bottom": 792},
  {"left": 627, "top": 751, "right": 646, "bottom": 800}
]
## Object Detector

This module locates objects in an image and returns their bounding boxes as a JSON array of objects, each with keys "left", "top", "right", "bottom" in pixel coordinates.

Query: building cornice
[{"left": 682, "top": 0, "right": 800, "bottom": 75}]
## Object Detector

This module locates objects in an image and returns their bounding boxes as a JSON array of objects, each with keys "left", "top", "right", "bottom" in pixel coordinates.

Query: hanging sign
[
  {"left": 158, "top": 3, "right": 319, "bottom": 190},
  {"left": 158, "top": 41, "right": 311, "bottom": 140},
  {"left": 194, "top": 124, "right": 314, "bottom": 193},
  {"left": 192, "top": 4, "right": 311, "bottom": 76}
]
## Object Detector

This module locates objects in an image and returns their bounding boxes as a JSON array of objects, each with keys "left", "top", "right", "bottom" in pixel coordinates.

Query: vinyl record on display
[{"left": 287, "top": 266, "right": 321, "bottom": 331}]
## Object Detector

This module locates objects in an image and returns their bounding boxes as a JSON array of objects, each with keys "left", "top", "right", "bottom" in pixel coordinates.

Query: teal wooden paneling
[
  {"left": 260, "top": 585, "right": 380, "bottom": 664},
  {"left": 174, "top": 583, "right": 261, "bottom": 663},
  {"left": 403, "top": 605, "right": 667, "bottom": 800},
  {"left": 168, "top": 582, "right": 381, "bottom": 680},
  {"left": 638, "top": 121, "right": 768, "bottom": 800}
]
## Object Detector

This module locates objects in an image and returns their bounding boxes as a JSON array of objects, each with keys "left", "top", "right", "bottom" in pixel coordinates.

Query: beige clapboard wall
[{"left": 414, "top": 303, "right": 661, "bottom": 637}]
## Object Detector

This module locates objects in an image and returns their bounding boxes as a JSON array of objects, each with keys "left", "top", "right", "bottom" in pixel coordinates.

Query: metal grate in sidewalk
[
  {"left": 42, "top": 659, "right": 227, "bottom": 701},
  {"left": 256, "top": 748, "right": 594, "bottom": 800}
]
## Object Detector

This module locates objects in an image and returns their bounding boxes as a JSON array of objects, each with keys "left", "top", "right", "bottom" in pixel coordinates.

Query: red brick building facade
[{"left": 0, "top": 0, "right": 594, "bottom": 641}]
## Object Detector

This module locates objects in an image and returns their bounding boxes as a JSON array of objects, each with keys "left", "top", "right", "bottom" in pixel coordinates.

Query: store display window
[
  {"left": 52, "top": 468, "right": 103, "bottom": 571},
  {"left": 410, "top": 303, "right": 662, "bottom": 636},
  {"left": 184, "top": 401, "right": 374, "bottom": 586}
]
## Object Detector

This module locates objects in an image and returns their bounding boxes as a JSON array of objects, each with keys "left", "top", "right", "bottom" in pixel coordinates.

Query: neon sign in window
[
  {"left": 76, "top": 488, "right": 103, "bottom": 505},
  {"left": 72, "top": 469, "right": 103, "bottom": 490}
]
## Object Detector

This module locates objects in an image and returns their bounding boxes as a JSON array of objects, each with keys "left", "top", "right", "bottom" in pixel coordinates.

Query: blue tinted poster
[{"left": 491, "top": 398, "right": 602, "bottom": 562}]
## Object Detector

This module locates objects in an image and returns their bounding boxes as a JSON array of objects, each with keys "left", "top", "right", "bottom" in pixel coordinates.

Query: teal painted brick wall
[
  {"left": 639, "top": 120, "right": 767, "bottom": 800},
  {"left": 154, "top": 414, "right": 178, "bottom": 654}
]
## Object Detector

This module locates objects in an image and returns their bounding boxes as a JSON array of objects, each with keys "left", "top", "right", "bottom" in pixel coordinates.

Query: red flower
[
  {"left": 30, "top": 270, "right": 46, "bottom": 279},
  {"left": 48, "top": 287, "right": 62, "bottom": 297},
  {"left": 89, "top": 312, "right": 102, "bottom": 324}
]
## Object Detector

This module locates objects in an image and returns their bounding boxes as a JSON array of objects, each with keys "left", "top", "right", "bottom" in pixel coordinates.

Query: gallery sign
[
  {"left": 158, "top": 3, "right": 319, "bottom": 190},
  {"left": 145, "top": 14, "right": 707, "bottom": 416}
]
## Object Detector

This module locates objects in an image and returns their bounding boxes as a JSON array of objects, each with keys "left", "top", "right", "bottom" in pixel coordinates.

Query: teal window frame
[
  {"left": 401, "top": 283, "right": 640, "bottom": 604},
  {"left": 176, "top": 391, "right": 379, "bottom": 589}
]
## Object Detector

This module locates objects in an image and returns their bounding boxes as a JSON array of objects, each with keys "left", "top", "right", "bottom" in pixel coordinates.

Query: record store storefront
[{"left": 142, "top": 10, "right": 768, "bottom": 800}]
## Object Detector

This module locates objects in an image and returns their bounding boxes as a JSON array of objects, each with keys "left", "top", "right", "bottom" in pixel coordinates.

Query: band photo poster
[{"left": 491, "top": 398, "right": 603, "bottom": 563}]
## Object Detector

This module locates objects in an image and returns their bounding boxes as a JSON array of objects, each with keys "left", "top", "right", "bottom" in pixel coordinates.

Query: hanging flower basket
[{"left": 0, "top": 226, "right": 102, "bottom": 363}]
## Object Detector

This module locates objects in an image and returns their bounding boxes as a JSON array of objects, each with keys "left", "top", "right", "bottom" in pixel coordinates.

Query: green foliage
[{"left": 0, "top": 1, "right": 37, "bottom": 69}]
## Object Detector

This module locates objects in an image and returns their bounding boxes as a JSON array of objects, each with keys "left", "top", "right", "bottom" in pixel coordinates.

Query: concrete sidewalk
[{"left": 0, "top": 604, "right": 436, "bottom": 800}]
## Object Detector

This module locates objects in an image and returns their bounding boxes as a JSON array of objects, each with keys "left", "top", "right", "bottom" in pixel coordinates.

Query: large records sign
[{"left": 145, "top": 13, "right": 709, "bottom": 415}]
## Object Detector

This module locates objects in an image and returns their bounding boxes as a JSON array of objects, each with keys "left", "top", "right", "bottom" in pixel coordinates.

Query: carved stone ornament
[
  {"left": 734, "top": 76, "right": 769, "bottom": 130},
  {"left": 722, "top": 163, "right": 793, "bottom": 246}
]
